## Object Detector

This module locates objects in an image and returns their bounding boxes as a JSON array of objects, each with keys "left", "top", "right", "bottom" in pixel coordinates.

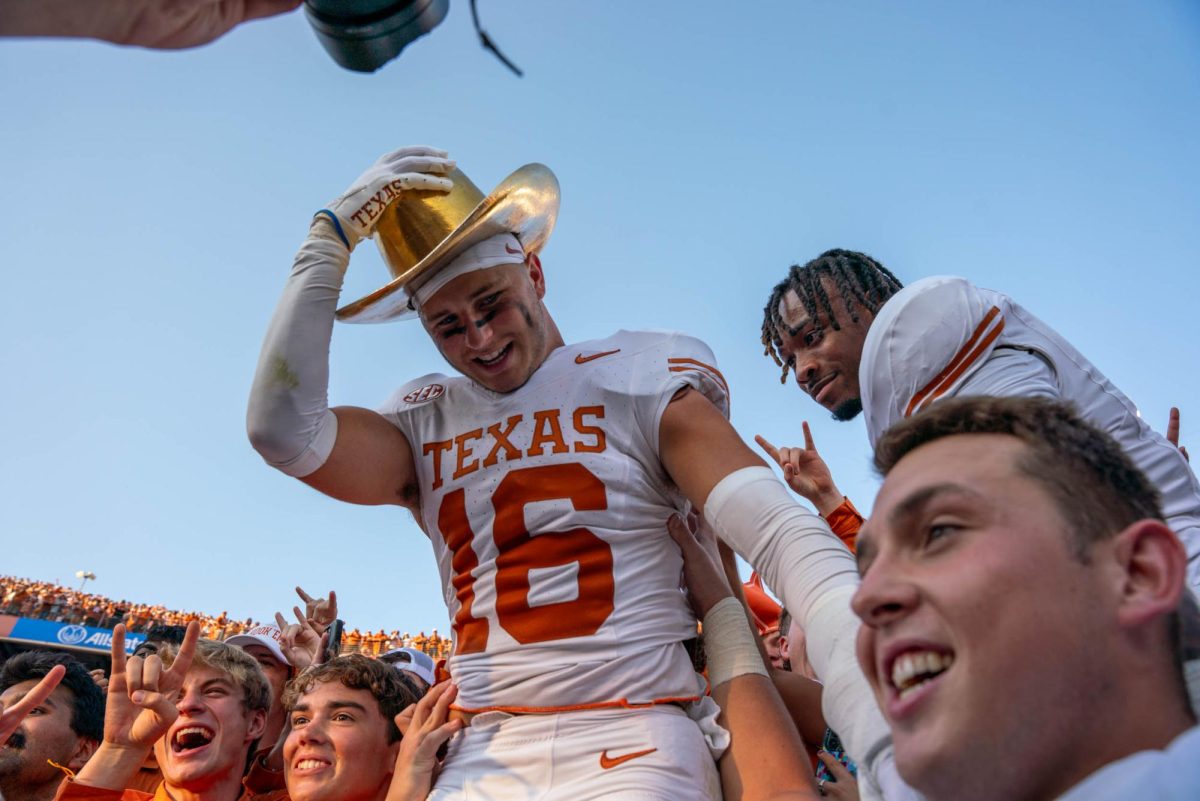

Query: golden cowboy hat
[{"left": 336, "top": 162, "right": 560, "bottom": 324}]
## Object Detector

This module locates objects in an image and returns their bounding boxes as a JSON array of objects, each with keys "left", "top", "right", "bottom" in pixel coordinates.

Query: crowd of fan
[{"left": 0, "top": 576, "right": 451, "bottom": 660}]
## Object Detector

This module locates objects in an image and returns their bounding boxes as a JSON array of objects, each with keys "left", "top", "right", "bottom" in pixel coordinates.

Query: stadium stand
[{"left": 0, "top": 575, "right": 451, "bottom": 665}]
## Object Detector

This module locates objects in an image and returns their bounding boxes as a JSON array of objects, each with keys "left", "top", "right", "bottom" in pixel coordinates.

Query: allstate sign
[
  {"left": 7, "top": 618, "right": 144, "bottom": 654},
  {"left": 57, "top": 624, "right": 89, "bottom": 645}
]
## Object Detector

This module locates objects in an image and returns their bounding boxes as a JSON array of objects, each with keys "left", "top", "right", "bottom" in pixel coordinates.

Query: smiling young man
[
  {"left": 0, "top": 652, "right": 104, "bottom": 801},
  {"left": 60, "top": 626, "right": 278, "bottom": 801},
  {"left": 246, "top": 148, "right": 905, "bottom": 799},
  {"left": 854, "top": 396, "right": 1199, "bottom": 800},
  {"left": 279, "top": 655, "right": 419, "bottom": 801}
]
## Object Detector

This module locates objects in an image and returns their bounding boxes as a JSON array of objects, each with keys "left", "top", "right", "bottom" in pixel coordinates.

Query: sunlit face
[
  {"left": 420, "top": 260, "right": 559, "bottom": 394},
  {"left": 154, "top": 665, "right": 266, "bottom": 792},
  {"left": 775, "top": 286, "right": 872, "bottom": 421},
  {"left": 241, "top": 644, "right": 290, "bottom": 714},
  {"left": 284, "top": 681, "right": 399, "bottom": 801},
  {"left": 0, "top": 681, "right": 94, "bottom": 790},
  {"left": 852, "top": 435, "right": 1117, "bottom": 801}
]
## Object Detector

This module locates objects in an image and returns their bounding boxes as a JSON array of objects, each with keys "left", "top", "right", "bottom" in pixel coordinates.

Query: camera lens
[{"left": 304, "top": 0, "right": 450, "bottom": 73}]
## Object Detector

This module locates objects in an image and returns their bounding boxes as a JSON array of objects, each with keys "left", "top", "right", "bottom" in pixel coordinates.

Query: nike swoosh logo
[
  {"left": 505, "top": 244, "right": 523, "bottom": 255},
  {"left": 575, "top": 349, "right": 621, "bottom": 364},
  {"left": 599, "top": 747, "right": 657, "bottom": 769}
]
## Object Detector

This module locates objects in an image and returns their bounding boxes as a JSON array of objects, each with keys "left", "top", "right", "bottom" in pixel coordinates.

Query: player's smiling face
[
  {"left": 852, "top": 434, "right": 1114, "bottom": 800},
  {"left": 420, "top": 260, "right": 562, "bottom": 393},
  {"left": 775, "top": 285, "right": 873, "bottom": 421},
  {"left": 283, "top": 681, "right": 398, "bottom": 801}
]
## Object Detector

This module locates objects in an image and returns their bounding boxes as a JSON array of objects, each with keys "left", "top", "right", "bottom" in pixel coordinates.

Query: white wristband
[
  {"left": 703, "top": 596, "right": 769, "bottom": 688},
  {"left": 704, "top": 466, "right": 908, "bottom": 796}
]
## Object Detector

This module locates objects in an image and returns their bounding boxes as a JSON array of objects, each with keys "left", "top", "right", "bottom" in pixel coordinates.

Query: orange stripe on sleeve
[
  {"left": 904, "top": 307, "right": 1004, "bottom": 417},
  {"left": 908, "top": 315, "right": 1005, "bottom": 417},
  {"left": 668, "top": 357, "right": 731, "bottom": 400}
]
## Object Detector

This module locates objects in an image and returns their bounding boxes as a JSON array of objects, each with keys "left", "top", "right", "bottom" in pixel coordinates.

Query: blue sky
[{"left": 2, "top": 1, "right": 1198, "bottom": 634}]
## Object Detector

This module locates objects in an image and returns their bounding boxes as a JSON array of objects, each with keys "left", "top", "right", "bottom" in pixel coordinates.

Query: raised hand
[
  {"left": 324, "top": 147, "right": 455, "bottom": 249},
  {"left": 387, "top": 682, "right": 463, "bottom": 801},
  {"left": 755, "top": 422, "right": 844, "bottom": 516},
  {"left": 106, "top": 622, "right": 201, "bottom": 749},
  {"left": 276, "top": 609, "right": 321, "bottom": 671},
  {"left": 75, "top": 621, "right": 200, "bottom": 790},
  {"left": 0, "top": 0, "right": 302, "bottom": 50},
  {"left": 295, "top": 586, "right": 338, "bottom": 635},
  {"left": 1168, "top": 407, "right": 1190, "bottom": 462},
  {"left": 90, "top": 668, "right": 110, "bottom": 692},
  {"left": 0, "top": 664, "right": 65, "bottom": 745}
]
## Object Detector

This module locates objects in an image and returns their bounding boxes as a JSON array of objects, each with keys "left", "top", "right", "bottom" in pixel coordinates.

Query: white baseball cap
[
  {"left": 225, "top": 624, "right": 291, "bottom": 667},
  {"left": 379, "top": 647, "right": 436, "bottom": 687}
]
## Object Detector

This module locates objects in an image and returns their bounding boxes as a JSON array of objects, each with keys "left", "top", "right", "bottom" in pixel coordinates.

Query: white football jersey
[
  {"left": 379, "top": 330, "right": 729, "bottom": 712},
  {"left": 861, "top": 276, "right": 1200, "bottom": 585}
]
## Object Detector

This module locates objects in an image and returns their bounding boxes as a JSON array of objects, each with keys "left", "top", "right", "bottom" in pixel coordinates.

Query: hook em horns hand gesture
[
  {"left": 755, "top": 422, "right": 845, "bottom": 516},
  {"left": 276, "top": 608, "right": 322, "bottom": 671},
  {"left": 74, "top": 622, "right": 201, "bottom": 791},
  {"left": 295, "top": 586, "right": 338, "bottom": 635},
  {"left": 106, "top": 622, "right": 200, "bottom": 750}
]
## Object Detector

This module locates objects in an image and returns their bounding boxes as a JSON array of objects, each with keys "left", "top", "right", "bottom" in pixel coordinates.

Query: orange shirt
[{"left": 54, "top": 775, "right": 288, "bottom": 801}]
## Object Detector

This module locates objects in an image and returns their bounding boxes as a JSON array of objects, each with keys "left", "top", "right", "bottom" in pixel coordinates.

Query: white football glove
[{"left": 319, "top": 145, "right": 455, "bottom": 250}]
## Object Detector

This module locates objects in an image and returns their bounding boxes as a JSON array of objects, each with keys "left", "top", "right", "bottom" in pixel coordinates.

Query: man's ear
[
  {"left": 1112, "top": 519, "right": 1187, "bottom": 629},
  {"left": 778, "top": 634, "right": 791, "bottom": 663},
  {"left": 245, "top": 708, "right": 268, "bottom": 743},
  {"left": 68, "top": 736, "right": 100, "bottom": 772},
  {"left": 525, "top": 252, "right": 545, "bottom": 299},
  {"left": 385, "top": 738, "right": 402, "bottom": 776}
]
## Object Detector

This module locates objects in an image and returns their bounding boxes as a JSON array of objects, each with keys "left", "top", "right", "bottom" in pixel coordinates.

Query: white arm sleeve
[
  {"left": 704, "top": 466, "right": 923, "bottom": 801},
  {"left": 246, "top": 223, "right": 349, "bottom": 478}
]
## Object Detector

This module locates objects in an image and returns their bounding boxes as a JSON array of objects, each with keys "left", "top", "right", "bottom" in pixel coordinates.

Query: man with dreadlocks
[
  {"left": 760, "top": 249, "right": 903, "bottom": 422},
  {"left": 760, "top": 249, "right": 1200, "bottom": 582},
  {"left": 758, "top": 248, "right": 1200, "bottom": 707}
]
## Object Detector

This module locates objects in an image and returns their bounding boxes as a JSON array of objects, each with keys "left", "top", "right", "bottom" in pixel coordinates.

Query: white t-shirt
[
  {"left": 1057, "top": 725, "right": 1200, "bottom": 800},
  {"left": 379, "top": 329, "right": 729, "bottom": 712}
]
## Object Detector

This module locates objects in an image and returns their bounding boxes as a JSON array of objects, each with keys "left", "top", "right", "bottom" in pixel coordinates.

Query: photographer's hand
[{"left": 0, "top": 0, "right": 302, "bottom": 50}]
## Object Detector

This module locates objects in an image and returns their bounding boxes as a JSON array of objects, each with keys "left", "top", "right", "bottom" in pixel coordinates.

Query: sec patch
[{"left": 404, "top": 383, "right": 445, "bottom": 404}]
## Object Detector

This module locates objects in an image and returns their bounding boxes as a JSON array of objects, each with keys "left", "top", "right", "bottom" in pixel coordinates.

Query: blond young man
[
  {"left": 57, "top": 623, "right": 280, "bottom": 801},
  {"left": 247, "top": 147, "right": 904, "bottom": 799}
]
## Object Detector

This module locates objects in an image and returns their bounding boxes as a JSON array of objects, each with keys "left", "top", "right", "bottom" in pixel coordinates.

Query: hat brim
[
  {"left": 335, "top": 163, "right": 559, "bottom": 324},
  {"left": 225, "top": 633, "right": 290, "bottom": 667}
]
